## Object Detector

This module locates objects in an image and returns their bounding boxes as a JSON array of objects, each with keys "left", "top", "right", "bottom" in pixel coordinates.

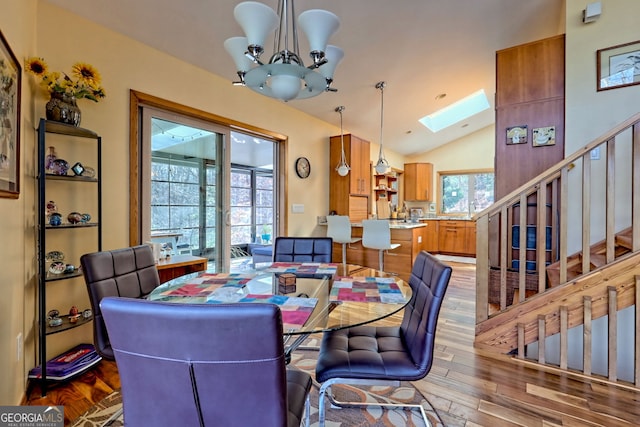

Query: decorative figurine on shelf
[
  {"left": 82, "top": 308, "right": 92, "bottom": 319},
  {"left": 81, "top": 166, "right": 95, "bottom": 178},
  {"left": 51, "top": 158, "right": 69, "bottom": 175},
  {"left": 47, "top": 309, "right": 62, "bottom": 327},
  {"left": 45, "top": 146, "right": 57, "bottom": 173},
  {"left": 63, "top": 264, "right": 75, "bottom": 274},
  {"left": 48, "top": 212, "right": 62, "bottom": 226},
  {"left": 80, "top": 213, "right": 91, "bottom": 223},
  {"left": 67, "top": 212, "right": 82, "bottom": 224},
  {"left": 45, "top": 250, "right": 64, "bottom": 262},
  {"left": 68, "top": 306, "right": 81, "bottom": 323},
  {"left": 71, "top": 162, "right": 85, "bottom": 176},
  {"left": 46, "top": 200, "right": 58, "bottom": 217},
  {"left": 48, "top": 261, "right": 65, "bottom": 274}
]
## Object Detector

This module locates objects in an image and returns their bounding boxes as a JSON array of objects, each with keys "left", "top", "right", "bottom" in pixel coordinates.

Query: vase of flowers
[{"left": 24, "top": 57, "right": 106, "bottom": 126}]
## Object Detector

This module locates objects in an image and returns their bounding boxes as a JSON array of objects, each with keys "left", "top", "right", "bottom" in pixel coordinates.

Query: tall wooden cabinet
[
  {"left": 495, "top": 35, "right": 565, "bottom": 199},
  {"left": 330, "top": 134, "right": 371, "bottom": 221},
  {"left": 404, "top": 162, "right": 433, "bottom": 201},
  {"left": 37, "top": 119, "right": 102, "bottom": 394}
]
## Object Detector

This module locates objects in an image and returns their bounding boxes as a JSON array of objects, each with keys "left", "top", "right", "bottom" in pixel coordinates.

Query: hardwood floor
[{"left": 25, "top": 262, "right": 640, "bottom": 426}]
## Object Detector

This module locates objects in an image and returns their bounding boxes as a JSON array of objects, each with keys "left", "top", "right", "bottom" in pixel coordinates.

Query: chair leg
[
  {"left": 317, "top": 378, "right": 433, "bottom": 427},
  {"left": 341, "top": 243, "right": 347, "bottom": 267},
  {"left": 102, "top": 406, "right": 123, "bottom": 427},
  {"left": 378, "top": 249, "right": 384, "bottom": 272}
]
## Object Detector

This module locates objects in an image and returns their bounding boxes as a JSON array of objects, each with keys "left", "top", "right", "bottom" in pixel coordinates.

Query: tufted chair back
[
  {"left": 400, "top": 250, "right": 452, "bottom": 376},
  {"left": 273, "top": 237, "right": 333, "bottom": 263},
  {"left": 80, "top": 245, "right": 160, "bottom": 359}
]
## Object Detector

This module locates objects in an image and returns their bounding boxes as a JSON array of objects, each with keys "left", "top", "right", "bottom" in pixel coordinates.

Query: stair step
[{"left": 616, "top": 232, "right": 632, "bottom": 250}]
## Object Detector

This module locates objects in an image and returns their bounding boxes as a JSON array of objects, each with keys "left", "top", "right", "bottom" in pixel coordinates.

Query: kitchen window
[{"left": 439, "top": 170, "right": 494, "bottom": 215}]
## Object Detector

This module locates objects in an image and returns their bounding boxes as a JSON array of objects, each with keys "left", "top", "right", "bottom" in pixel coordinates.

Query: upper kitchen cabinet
[
  {"left": 330, "top": 134, "right": 371, "bottom": 221},
  {"left": 404, "top": 162, "right": 433, "bottom": 201}
]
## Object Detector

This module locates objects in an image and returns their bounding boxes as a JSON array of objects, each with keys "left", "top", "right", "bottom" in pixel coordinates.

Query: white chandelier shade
[
  {"left": 233, "top": 1, "right": 278, "bottom": 52},
  {"left": 225, "top": 0, "right": 343, "bottom": 101},
  {"left": 224, "top": 37, "right": 253, "bottom": 74},
  {"left": 298, "top": 9, "right": 340, "bottom": 56}
]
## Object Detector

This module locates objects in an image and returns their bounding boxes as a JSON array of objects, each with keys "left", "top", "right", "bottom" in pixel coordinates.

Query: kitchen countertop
[{"left": 351, "top": 221, "right": 427, "bottom": 229}]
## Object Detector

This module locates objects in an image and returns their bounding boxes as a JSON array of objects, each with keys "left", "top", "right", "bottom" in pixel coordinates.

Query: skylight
[{"left": 419, "top": 89, "right": 490, "bottom": 133}]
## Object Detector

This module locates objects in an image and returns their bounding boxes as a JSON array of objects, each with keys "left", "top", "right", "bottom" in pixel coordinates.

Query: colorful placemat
[
  {"left": 225, "top": 294, "right": 318, "bottom": 330},
  {"left": 330, "top": 276, "right": 407, "bottom": 304},
  {"left": 159, "top": 273, "right": 256, "bottom": 297},
  {"left": 266, "top": 262, "right": 339, "bottom": 278}
]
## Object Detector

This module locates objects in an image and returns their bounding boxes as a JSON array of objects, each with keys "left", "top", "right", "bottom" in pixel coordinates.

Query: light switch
[{"left": 292, "top": 204, "right": 304, "bottom": 213}]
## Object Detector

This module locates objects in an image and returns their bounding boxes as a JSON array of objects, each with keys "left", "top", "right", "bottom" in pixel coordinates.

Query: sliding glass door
[
  {"left": 141, "top": 107, "right": 230, "bottom": 271},
  {"left": 136, "top": 102, "right": 280, "bottom": 273}
]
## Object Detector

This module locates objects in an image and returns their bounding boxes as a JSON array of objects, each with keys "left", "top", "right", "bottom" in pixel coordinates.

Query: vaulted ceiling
[{"left": 44, "top": 0, "right": 565, "bottom": 156}]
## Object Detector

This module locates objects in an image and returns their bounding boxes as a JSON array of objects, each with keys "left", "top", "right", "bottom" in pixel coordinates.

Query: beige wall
[{"left": 564, "top": 0, "right": 640, "bottom": 251}]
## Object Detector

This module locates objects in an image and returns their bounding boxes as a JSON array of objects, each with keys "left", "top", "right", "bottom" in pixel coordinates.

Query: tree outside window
[{"left": 440, "top": 171, "right": 494, "bottom": 215}]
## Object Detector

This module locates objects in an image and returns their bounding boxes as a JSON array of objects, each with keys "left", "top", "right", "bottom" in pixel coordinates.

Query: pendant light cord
[{"left": 375, "top": 81, "right": 389, "bottom": 173}]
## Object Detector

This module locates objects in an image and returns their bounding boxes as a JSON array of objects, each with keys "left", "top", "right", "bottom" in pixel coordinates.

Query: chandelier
[
  {"left": 374, "top": 81, "right": 391, "bottom": 175},
  {"left": 224, "top": 0, "right": 344, "bottom": 102}
]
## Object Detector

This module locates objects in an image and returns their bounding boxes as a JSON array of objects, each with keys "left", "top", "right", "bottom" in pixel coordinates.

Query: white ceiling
[{"left": 44, "top": 0, "right": 565, "bottom": 156}]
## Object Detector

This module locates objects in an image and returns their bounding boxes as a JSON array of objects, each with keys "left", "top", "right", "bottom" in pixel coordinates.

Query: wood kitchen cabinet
[
  {"left": 437, "top": 220, "right": 476, "bottom": 256},
  {"left": 404, "top": 162, "right": 433, "bottom": 201},
  {"left": 330, "top": 134, "right": 371, "bottom": 221},
  {"left": 422, "top": 220, "right": 439, "bottom": 252}
]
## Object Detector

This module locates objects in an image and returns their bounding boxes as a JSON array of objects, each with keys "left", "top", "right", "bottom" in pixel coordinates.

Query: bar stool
[
  {"left": 361, "top": 219, "right": 401, "bottom": 272},
  {"left": 326, "top": 215, "right": 361, "bottom": 267}
]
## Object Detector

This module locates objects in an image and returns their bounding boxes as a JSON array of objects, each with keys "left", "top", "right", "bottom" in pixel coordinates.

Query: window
[
  {"left": 439, "top": 170, "right": 494, "bottom": 215},
  {"left": 229, "top": 167, "right": 273, "bottom": 245}
]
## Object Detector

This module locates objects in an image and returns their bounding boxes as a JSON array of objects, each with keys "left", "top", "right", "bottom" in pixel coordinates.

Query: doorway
[{"left": 129, "top": 91, "right": 284, "bottom": 272}]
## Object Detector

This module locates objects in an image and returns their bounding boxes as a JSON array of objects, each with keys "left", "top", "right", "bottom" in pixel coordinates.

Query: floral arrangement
[{"left": 24, "top": 57, "right": 106, "bottom": 102}]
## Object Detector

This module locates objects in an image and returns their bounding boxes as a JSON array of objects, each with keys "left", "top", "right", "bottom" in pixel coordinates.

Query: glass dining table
[{"left": 148, "top": 262, "right": 413, "bottom": 359}]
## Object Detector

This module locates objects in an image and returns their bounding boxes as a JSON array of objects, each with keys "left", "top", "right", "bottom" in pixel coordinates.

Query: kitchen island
[
  {"left": 326, "top": 218, "right": 475, "bottom": 281},
  {"left": 331, "top": 221, "right": 428, "bottom": 282}
]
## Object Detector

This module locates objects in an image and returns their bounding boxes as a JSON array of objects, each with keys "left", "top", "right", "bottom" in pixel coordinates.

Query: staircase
[{"left": 473, "top": 113, "right": 640, "bottom": 388}]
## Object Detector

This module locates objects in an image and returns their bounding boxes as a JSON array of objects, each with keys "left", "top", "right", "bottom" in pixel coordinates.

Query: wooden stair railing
[{"left": 475, "top": 112, "right": 640, "bottom": 338}]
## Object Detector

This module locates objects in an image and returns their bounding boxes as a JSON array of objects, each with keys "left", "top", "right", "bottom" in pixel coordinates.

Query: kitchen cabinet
[
  {"left": 404, "top": 163, "right": 433, "bottom": 201},
  {"left": 422, "top": 220, "right": 439, "bottom": 252},
  {"left": 330, "top": 134, "right": 371, "bottom": 221},
  {"left": 36, "top": 119, "right": 102, "bottom": 394},
  {"left": 438, "top": 220, "right": 472, "bottom": 255}
]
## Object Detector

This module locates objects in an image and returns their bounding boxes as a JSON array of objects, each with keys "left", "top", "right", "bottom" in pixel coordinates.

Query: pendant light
[
  {"left": 374, "top": 81, "right": 390, "bottom": 175},
  {"left": 335, "top": 105, "right": 350, "bottom": 176}
]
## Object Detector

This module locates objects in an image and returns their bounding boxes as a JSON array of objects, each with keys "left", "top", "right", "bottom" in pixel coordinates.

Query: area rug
[{"left": 70, "top": 349, "right": 443, "bottom": 427}]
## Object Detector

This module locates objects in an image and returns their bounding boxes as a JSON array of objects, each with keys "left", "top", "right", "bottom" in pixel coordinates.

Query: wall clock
[{"left": 295, "top": 157, "right": 311, "bottom": 179}]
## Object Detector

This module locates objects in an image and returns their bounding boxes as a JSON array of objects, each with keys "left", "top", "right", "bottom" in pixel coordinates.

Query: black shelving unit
[{"left": 36, "top": 119, "right": 102, "bottom": 395}]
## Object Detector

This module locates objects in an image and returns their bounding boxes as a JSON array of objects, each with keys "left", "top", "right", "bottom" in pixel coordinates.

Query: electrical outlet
[
  {"left": 417, "top": 236, "right": 422, "bottom": 243},
  {"left": 16, "top": 333, "right": 22, "bottom": 361}
]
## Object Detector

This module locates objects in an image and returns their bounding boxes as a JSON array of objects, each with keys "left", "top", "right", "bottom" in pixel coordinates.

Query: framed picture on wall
[
  {"left": 532, "top": 126, "right": 556, "bottom": 146},
  {"left": 506, "top": 125, "right": 527, "bottom": 145},
  {"left": 597, "top": 39, "right": 640, "bottom": 91},
  {"left": 0, "top": 30, "right": 21, "bottom": 199}
]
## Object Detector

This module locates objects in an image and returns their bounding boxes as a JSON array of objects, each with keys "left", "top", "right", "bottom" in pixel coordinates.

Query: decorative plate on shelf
[{"left": 45, "top": 251, "right": 65, "bottom": 262}]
